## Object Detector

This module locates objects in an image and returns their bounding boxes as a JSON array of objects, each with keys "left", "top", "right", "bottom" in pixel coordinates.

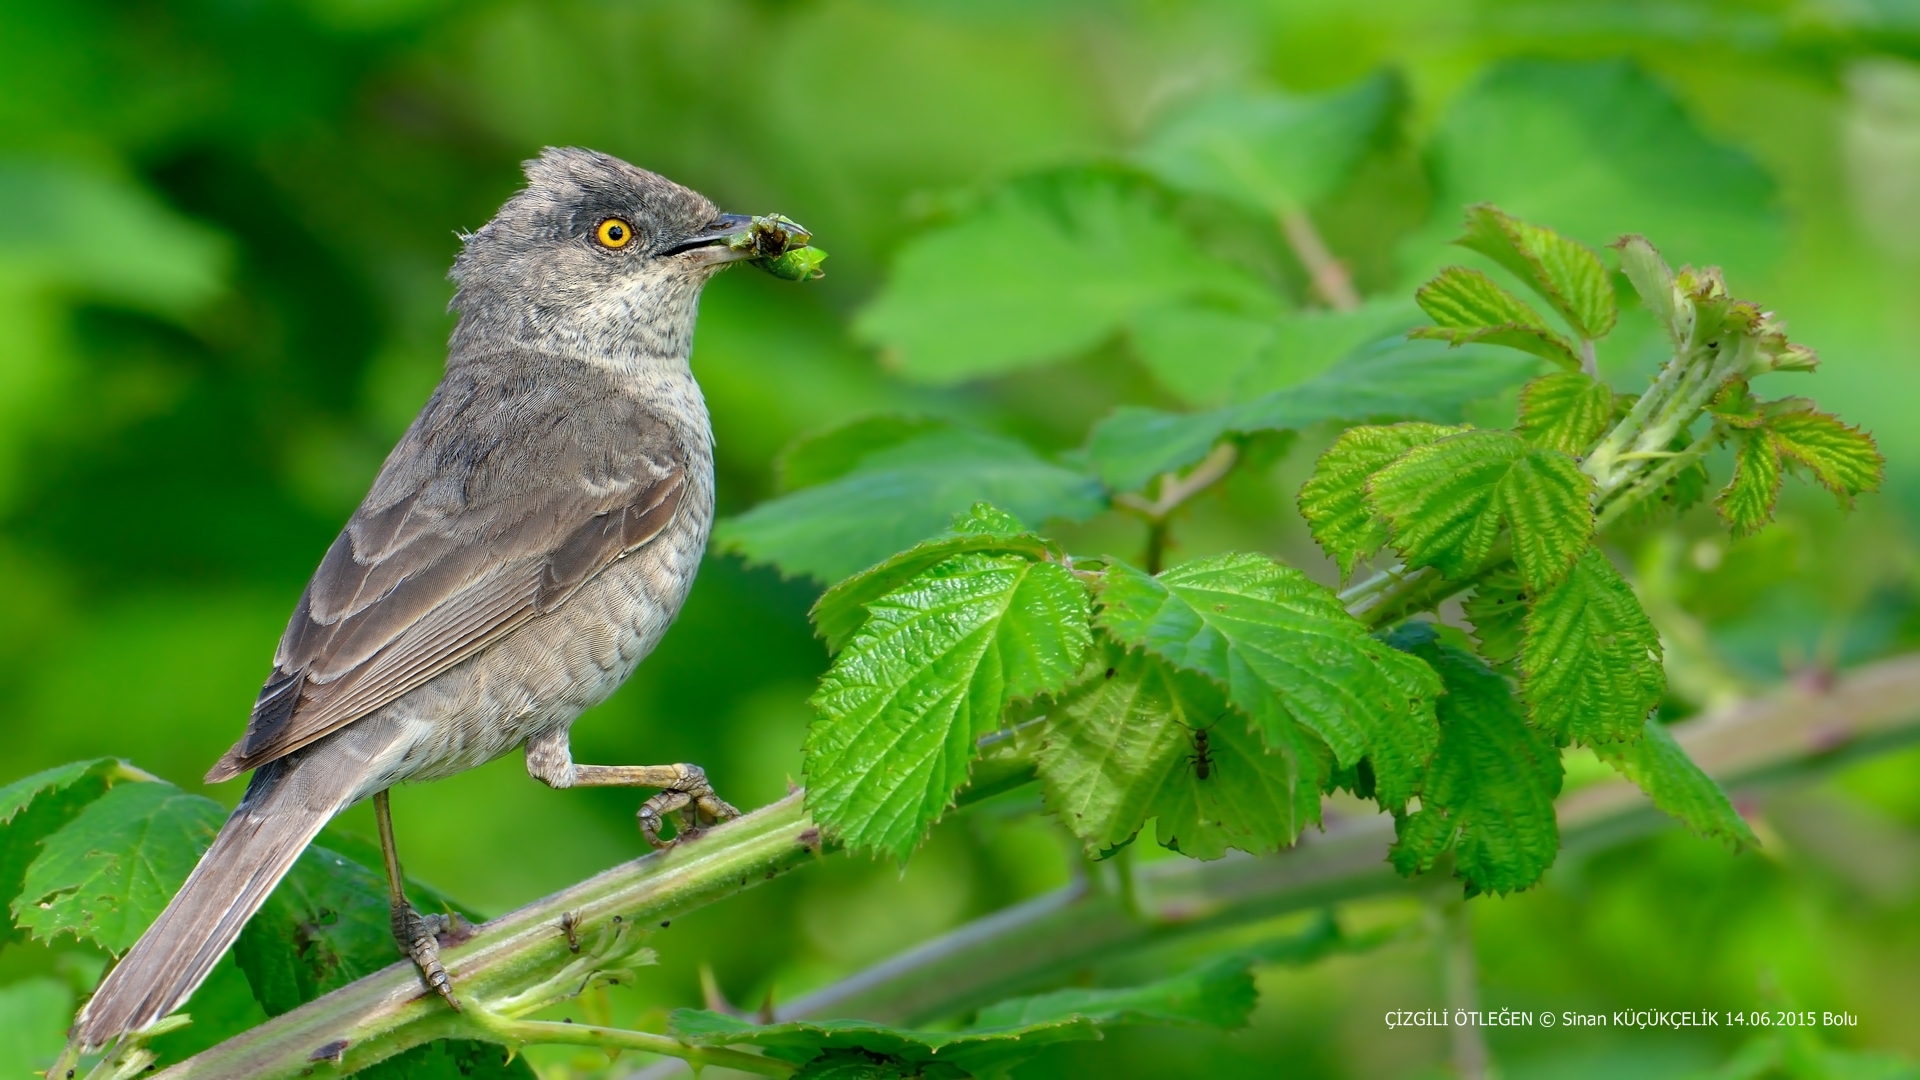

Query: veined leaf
[
  {"left": 1592, "top": 721, "right": 1758, "bottom": 852},
  {"left": 1386, "top": 626, "right": 1563, "bottom": 896},
  {"left": 854, "top": 168, "right": 1273, "bottom": 384},
  {"left": 806, "top": 556, "right": 1092, "bottom": 858},
  {"left": 810, "top": 504, "right": 1059, "bottom": 653},
  {"left": 234, "top": 844, "right": 413, "bottom": 1016},
  {"left": 1298, "top": 422, "right": 1465, "bottom": 583},
  {"left": 975, "top": 956, "right": 1257, "bottom": 1030},
  {"left": 1094, "top": 555, "right": 1440, "bottom": 800},
  {"left": 1461, "top": 569, "right": 1527, "bottom": 671},
  {"left": 1455, "top": 204, "right": 1618, "bottom": 341},
  {"left": 1036, "top": 644, "right": 1322, "bottom": 860},
  {"left": 1087, "top": 336, "right": 1538, "bottom": 493},
  {"left": 1767, "top": 407, "right": 1884, "bottom": 509},
  {"left": 1518, "top": 371, "right": 1614, "bottom": 455},
  {"left": 1135, "top": 72, "right": 1402, "bottom": 214},
  {"left": 1410, "top": 266, "right": 1583, "bottom": 370},
  {"left": 15, "top": 779, "right": 224, "bottom": 952},
  {"left": 716, "top": 426, "right": 1104, "bottom": 584},
  {"left": 1717, "top": 429, "right": 1782, "bottom": 538},
  {"left": 1367, "top": 429, "right": 1594, "bottom": 593},
  {"left": 1521, "top": 549, "right": 1664, "bottom": 746},
  {"left": 0, "top": 759, "right": 146, "bottom": 947}
]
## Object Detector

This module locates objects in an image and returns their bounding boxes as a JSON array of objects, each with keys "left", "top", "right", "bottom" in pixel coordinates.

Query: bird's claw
[{"left": 638, "top": 764, "right": 741, "bottom": 848}]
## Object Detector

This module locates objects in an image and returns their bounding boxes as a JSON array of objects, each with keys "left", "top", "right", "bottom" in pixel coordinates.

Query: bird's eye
[{"left": 596, "top": 218, "right": 635, "bottom": 249}]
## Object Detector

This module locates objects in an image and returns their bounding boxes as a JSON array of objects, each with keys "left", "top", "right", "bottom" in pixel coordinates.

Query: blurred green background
[{"left": 4, "top": 1, "right": 1920, "bottom": 1077}]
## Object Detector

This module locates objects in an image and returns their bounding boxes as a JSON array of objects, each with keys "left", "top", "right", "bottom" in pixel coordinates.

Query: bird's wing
[{"left": 208, "top": 360, "right": 693, "bottom": 782}]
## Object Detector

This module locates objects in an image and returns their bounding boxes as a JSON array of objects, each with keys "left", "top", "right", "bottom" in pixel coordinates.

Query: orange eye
[{"left": 596, "top": 218, "right": 634, "bottom": 249}]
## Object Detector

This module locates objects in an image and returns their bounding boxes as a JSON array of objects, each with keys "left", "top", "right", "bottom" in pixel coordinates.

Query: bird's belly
[{"left": 369, "top": 515, "right": 708, "bottom": 789}]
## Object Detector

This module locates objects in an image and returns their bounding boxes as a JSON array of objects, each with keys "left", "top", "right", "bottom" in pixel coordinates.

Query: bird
[{"left": 72, "top": 147, "right": 783, "bottom": 1051}]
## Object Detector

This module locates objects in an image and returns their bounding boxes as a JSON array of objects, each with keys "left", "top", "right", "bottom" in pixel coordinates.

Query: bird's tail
[{"left": 72, "top": 753, "right": 367, "bottom": 1050}]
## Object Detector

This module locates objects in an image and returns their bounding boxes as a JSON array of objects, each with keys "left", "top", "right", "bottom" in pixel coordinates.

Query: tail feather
[{"left": 73, "top": 757, "right": 362, "bottom": 1050}]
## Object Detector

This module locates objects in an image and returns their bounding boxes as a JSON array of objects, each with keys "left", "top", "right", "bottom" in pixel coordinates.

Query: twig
[{"left": 1279, "top": 209, "right": 1362, "bottom": 312}]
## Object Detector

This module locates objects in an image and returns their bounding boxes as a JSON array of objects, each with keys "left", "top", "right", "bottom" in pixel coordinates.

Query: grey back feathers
[{"left": 77, "top": 148, "right": 729, "bottom": 1050}]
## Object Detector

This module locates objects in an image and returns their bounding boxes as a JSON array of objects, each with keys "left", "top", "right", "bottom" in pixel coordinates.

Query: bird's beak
[{"left": 664, "top": 213, "right": 810, "bottom": 265}]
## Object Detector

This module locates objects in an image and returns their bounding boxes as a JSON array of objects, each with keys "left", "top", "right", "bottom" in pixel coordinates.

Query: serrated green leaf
[
  {"left": 1036, "top": 644, "right": 1322, "bottom": 860},
  {"left": 1, "top": 760, "right": 145, "bottom": 947},
  {"left": 1592, "top": 722, "right": 1758, "bottom": 852},
  {"left": 1612, "top": 235, "right": 1679, "bottom": 343},
  {"left": 1386, "top": 626, "right": 1563, "bottom": 895},
  {"left": 1298, "top": 422, "right": 1466, "bottom": 583},
  {"left": 233, "top": 844, "right": 403, "bottom": 1016},
  {"left": 717, "top": 427, "right": 1104, "bottom": 583},
  {"left": 1136, "top": 72, "right": 1402, "bottom": 213},
  {"left": 1367, "top": 429, "right": 1594, "bottom": 593},
  {"left": 1517, "top": 371, "right": 1614, "bottom": 455},
  {"left": 1521, "top": 549, "right": 1664, "bottom": 746},
  {"left": 1767, "top": 408, "right": 1884, "bottom": 509},
  {"left": 854, "top": 168, "right": 1272, "bottom": 383},
  {"left": 777, "top": 416, "right": 952, "bottom": 492},
  {"left": 1410, "top": 266, "right": 1583, "bottom": 370},
  {"left": 1094, "top": 555, "right": 1440, "bottom": 799},
  {"left": 810, "top": 506, "right": 1059, "bottom": 654},
  {"left": 807, "top": 556, "right": 1093, "bottom": 858},
  {"left": 1461, "top": 569, "right": 1527, "bottom": 671},
  {"left": 1086, "top": 336, "right": 1538, "bottom": 493},
  {"left": 1456, "top": 204, "right": 1618, "bottom": 341},
  {"left": 1717, "top": 429, "right": 1782, "bottom": 538},
  {"left": 975, "top": 956, "right": 1257, "bottom": 1030},
  {"left": 15, "top": 780, "right": 225, "bottom": 952},
  {"left": 671, "top": 1008, "right": 1098, "bottom": 1076}
]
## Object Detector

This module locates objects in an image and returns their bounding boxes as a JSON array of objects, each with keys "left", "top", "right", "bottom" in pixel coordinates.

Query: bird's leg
[
  {"left": 373, "top": 789, "right": 463, "bottom": 1011},
  {"left": 525, "top": 729, "right": 741, "bottom": 847}
]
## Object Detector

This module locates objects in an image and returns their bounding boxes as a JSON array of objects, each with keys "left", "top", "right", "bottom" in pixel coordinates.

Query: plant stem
[
  {"left": 1279, "top": 208, "right": 1362, "bottom": 312},
  {"left": 472, "top": 1014, "right": 793, "bottom": 1076},
  {"left": 1433, "top": 895, "right": 1487, "bottom": 1080}
]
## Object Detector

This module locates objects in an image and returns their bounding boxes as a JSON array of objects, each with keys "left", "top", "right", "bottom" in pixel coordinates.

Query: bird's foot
[
  {"left": 637, "top": 764, "right": 741, "bottom": 848},
  {"left": 392, "top": 903, "right": 470, "bottom": 1010}
]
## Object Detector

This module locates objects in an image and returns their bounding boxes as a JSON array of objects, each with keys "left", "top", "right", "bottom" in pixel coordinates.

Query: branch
[{"left": 1278, "top": 209, "right": 1362, "bottom": 312}]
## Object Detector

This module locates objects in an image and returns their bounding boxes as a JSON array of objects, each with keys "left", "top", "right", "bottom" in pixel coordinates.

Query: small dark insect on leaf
[
  {"left": 1183, "top": 718, "right": 1220, "bottom": 781},
  {"left": 1105, "top": 667, "right": 1116, "bottom": 679}
]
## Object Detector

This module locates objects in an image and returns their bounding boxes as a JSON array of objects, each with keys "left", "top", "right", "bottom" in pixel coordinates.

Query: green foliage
[
  {"left": 232, "top": 844, "right": 399, "bottom": 1015},
  {"left": 1135, "top": 73, "right": 1401, "bottom": 214},
  {"left": 1035, "top": 645, "right": 1318, "bottom": 860},
  {"left": 1592, "top": 722, "right": 1759, "bottom": 853},
  {"left": 14, "top": 779, "right": 224, "bottom": 952},
  {"left": 1367, "top": 429, "right": 1595, "bottom": 593},
  {"left": 1521, "top": 550, "right": 1665, "bottom": 746},
  {"left": 806, "top": 554, "right": 1093, "bottom": 858},
  {"left": 1086, "top": 339, "right": 1536, "bottom": 493},
  {"left": 1298, "top": 422, "right": 1465, "bottom": 583},
  {"left": 1518, "top": 372, "right": 1615, "bottom": 456},
  {"left": 1719, "top": 429, "right": 1785, "bottom": 538},
  {"left": 715, "top": 423, "right": 1104, "bottom": 583},
  {"left": 0, "top": 759, "right": 146, "bottom": 948},
  {"left": 1460, "top": 570, "right": 1527, "bottom": 671},
  {"left": 1455, "top": 204, "right": 1618, "bottom": 342},
  {"left": 1767, "top": 407, "right": 1884, "bottom": 509},
  {"left": 853, "top": 169, "right": 1271, "bottom": 384},
  {"left": 1386, "top": 626, "right": 1563, "bottom": 895},
  {"left": 1409, "top": 266, "right": 1583, "bottom": 369},
  {"left": 1095, "top": 555, "right": 1440, "bottom": 794}
]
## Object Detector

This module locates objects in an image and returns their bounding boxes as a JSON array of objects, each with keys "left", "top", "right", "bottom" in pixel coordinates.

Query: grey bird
[{"left": 72, "top": 147, "right": 783, "bottom": 1050}]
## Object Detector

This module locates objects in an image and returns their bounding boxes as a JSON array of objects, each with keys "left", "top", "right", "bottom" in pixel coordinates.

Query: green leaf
[
  {"left": 1127, "top": 303, "right": 1283, "bottom": 407},
  {"left": 1461, "top": 569, "right": 1527, "bottom": 671},
  {"left": 1135, "top": 72, "right": 1402, "bottom": 213},
  {"left": 1386, "top": 626, "right": 1564, "bottom": 895},
  {"left": 1767, "top": 407, "right": 1884, "bottom": 509},
  {"left": 1612, "top": 235, "right": 1679, "bottom": 344},
  {"left": 854, "top": 168, "right": 1273, "bottom": 383},
  {"left": 15, "top": 780, "right": 225, "bottom": 952},
  {"left": 1367, "top": 429, "right": 1594, "bottom": 593},
  {"left": 1086, "top": 336, "right": 1538, "bottom": 493},
  {"left": 974, "top": 956, "right": 1257, "bottom": 1030},
  {"left": 1521, "top": 549, "right": 1664, "bottom": 746},
  {"left": 1297, "top": 422, "right": 1465, "bottom": 583},
  {"left": 1410, "top": 58, "right": 1780, "bottom": 280},
  {"left": 1592, "top": 722, "right": 1758, "bottom": 852},
  {"left": 671, "top": 1008, "right": 1099, "bottom": 1077},
  {"left": 806, "top": 556, "right": 1093, "bottom": 859},
  {"left": 776, "top": 416, "right": 952, "bottom": 492},
  {"left": 1409, "top": 266, "right": 1583, "bottom": 370},
  {"left": 1717, "top": 429, "right": 1782, "bottom": 538},
  {"left": 809, "top": 506, "right": 1059, "bottom": 654},
  {"left": 1454, "top": 204, "right": 1618, "bottom": 341},
  {"left": 1036, "top": 644, "right": 1322, "bottom": 860},
  {"left": 716, "top": 426, "right": 1104, "bottom": 583},
  {"left": 0, "top": 977, "right": 71, "bottom": 1080},
  {"left": 1094, "top": 555, "right": 1440, "bottom": 801},
  {"left": 233, "top": 844, "right": 402, "bottom": 1016},
  {"left": 1517, "top": 371, "right": 1614, "bottom": 455},
  {"left": 0, "top": 760, "right": 145, "bottom": 946},
  {"left": 1231, "top": 298, "right": 1425, "bottom": 398}
]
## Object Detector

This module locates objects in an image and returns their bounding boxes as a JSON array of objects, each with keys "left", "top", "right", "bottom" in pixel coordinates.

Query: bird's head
[{"left": 449, "top": 147, "right": 771, "bottom": 363}]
